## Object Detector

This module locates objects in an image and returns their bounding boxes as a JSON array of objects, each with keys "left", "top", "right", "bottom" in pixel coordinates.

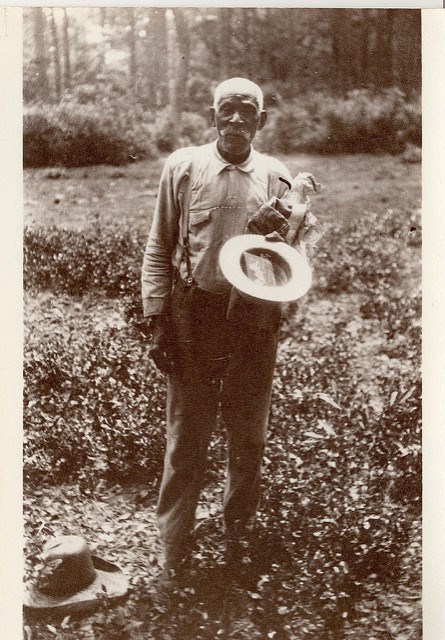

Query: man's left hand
[{"left": 246, "top": 200, "right": 290, "bottom": 238}]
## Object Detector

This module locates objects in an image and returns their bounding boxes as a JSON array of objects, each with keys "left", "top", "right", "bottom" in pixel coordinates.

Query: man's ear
[
  {"left": 258, "top": 110, "right": 268, "bottom": 131},
  {"left": 209, "top": 106, "right": 216, "bottom": 127}
]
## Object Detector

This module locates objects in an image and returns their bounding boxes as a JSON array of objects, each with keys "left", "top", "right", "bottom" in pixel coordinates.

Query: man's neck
[{"left": 216, "top": 140, "right": 251, "bottom": 165}]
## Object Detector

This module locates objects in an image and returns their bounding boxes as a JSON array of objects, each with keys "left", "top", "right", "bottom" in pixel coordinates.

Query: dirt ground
[{"left": 24, "top": 153, "right": 421, "bottom": 232}]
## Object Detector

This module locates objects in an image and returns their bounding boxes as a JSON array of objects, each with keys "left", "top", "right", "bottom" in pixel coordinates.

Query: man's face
[{"left": 211, "top": 93, "right": 267, "bottom": 162}]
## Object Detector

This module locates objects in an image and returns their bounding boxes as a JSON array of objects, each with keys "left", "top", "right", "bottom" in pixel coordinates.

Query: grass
[
  {"left": 23, "top": 152, "right": 421, "bottom": 640},
  {"left": 24, "top": 154, "right": 421, "bottom": 232}
]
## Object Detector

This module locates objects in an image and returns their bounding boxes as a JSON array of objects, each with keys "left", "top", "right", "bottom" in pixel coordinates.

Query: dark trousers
[{"left": 157, "top": 279, "right": 279, "bottom": 563}]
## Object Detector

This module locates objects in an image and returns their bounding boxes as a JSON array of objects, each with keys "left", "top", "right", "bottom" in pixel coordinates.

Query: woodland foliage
[{"left": 23, "top": 7, "right": 421, "bottom": 166}]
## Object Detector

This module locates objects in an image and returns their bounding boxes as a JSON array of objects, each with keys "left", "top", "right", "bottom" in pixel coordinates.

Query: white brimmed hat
[
  {"left": 24, "top": 535, "right": 129, "bottom": 615},
  {"left": 219, "top": 234, "right": 312, "bottom": 302}
]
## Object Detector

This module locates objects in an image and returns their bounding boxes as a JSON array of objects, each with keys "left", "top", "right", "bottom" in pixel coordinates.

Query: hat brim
[
  {"left": 219, "top": 234, "right": 312, "bottom": 302},
  {"left": 23, "top": 556, "right": 128, "bottom": 615}
]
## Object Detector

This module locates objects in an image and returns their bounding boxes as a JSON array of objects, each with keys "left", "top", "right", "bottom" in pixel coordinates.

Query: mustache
[{"left": 222, "top": 129, "right": 249, "bottom": 138}]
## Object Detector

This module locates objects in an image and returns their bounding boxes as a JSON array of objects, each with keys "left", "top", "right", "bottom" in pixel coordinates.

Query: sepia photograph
[{"left": 18, "top": 5, "right": 426, "bottom": 639}]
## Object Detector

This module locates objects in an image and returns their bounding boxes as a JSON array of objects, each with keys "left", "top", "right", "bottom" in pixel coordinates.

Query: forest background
[
  {"left": 23, "top": 7, "right": 421, "bottom": 164},
  {"left": 21, "top": 7, "right": 425, "bottom": 640}
]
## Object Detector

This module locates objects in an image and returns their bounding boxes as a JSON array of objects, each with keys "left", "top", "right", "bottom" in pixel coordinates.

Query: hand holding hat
[
  {"left": 220, "top": 171, "right": 324, "bottom": 303},
  {"left": 246, "top": 172, "right": 324, "bottom": 248},
  {"left": 246, "top": 200, "right": 290, "bottom": 239},
  {"left": 219, "top": 234, "right": 312, "bottom": 303}
]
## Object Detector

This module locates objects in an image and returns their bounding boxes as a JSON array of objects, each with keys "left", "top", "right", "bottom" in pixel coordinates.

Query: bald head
[{"left": 213, "top": 77, "right": 264, "bottom": 111}]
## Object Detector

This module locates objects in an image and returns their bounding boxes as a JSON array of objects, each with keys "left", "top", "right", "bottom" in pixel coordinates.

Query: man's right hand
[{"left": 147, "top": 315, "right": 176, "bottom": 375}]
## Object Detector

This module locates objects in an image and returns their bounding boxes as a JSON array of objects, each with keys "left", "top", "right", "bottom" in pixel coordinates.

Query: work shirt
[{"left": 141, "top": 141, "right": 293, "bottom": 317}]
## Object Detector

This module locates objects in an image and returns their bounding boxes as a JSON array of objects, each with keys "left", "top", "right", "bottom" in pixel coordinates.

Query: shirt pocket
[
  {"left": 189, "top": 209, "right": 213, "bottom": 252},
  {"left": 188, "top": 206, "right": 249, "bottom": 254}
]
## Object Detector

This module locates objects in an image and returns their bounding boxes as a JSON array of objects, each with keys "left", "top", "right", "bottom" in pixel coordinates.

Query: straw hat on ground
[{"left": 24, "top": 535, "right": 128, "bottom": 615}]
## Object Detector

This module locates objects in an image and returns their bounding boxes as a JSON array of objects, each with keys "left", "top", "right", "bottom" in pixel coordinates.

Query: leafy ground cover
[{"left": 23, "top": 153, "right": 421, "bottom": 639}]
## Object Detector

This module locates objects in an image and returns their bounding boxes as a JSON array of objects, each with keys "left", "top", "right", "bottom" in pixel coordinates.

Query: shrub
[
  {"left": 257, "top": 98, "right": 331, "bottom": 155},
  {"left": 24, "top": 205, "right": 421, "bottom": 345},
  {"left": 258, "top": 89, "right": 421, "bottom": 155},
  {"left": 152, "top": 107, "right": 213, "bottom": 152},
  {"left": 262, "top": 338, "right": 421, "bottom": 617},
  {"left": 321, "top": 88, "right": 420, "bottom": 154},
  {"left": 24, "top": 226, "right": 145, "bottom": 300},
  {"left": 313, "top": 206, "right": 420, "bottom": 295},
  {"left": 24, "top": 322, "right": 166, "bottom": 486},
  {"left": 23, "top": 101, "right": 157, "bottom": 168}
]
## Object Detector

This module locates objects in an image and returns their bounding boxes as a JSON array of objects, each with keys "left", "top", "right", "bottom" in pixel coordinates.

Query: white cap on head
[{"left": 213, "top": 77, "right": 264, "bottom": 110}]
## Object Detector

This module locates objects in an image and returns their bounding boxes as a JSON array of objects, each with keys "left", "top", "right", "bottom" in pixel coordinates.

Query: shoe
[
  {"left": 224, "top": 535, "right": 255, "bottom": 571},
  {"left": 154, "top": 556, "right": 190, "bottom": 606},
  {"left": 224, "top": 539, "right": 243, "bottom": 566}
]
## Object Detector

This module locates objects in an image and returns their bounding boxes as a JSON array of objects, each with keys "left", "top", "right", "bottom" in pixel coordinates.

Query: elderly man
[{"left": 142, "top": 78, "right": 316, "bottom": 590}]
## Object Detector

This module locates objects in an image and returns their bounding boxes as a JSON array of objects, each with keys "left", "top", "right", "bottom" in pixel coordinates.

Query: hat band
[{"left": 38, "top": 555, "right": 96, "bottom": 598}]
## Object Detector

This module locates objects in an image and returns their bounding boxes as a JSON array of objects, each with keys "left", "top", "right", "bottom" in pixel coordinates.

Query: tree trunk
[
  {"left": 172, "top": 8, "right": 191, "bottom": 109},
  {"left": 330, "top": 9, "right": 346, "bottom": 95},
  {"left": 219, "top": 8, "right": 231, "bottom": 78},
  {"left": 376, "top": 9, "right": 395, "bottom": 88},
  {"left": 247, "top": 8, "right": 262, "bottom": 80},
  {"left": 126, "top": 8, "right": 137, "bottom": 94},
  {"left": 400, "top": 10, "right": 421, "bottom": 96},
  {"left": 33, "top": 7, "right": 49, "bottom": 101},
  {"left": 359, "top": 10, "right": 371, "bottom": 88},
  {"left": 62, "top": 9, "right": 71, "bottom": 90},
  {"left": 166, "top": 10, "right": 180, "bottom": 147},
  {"left": 50, "top": 9, "right": 62, "bottom": 100},
  {"left": 167, "top": 8, "right": 191, "bottom": 149},
  {"left": 146, "top": 8, "right": 168, "bottom": 108},
  {"left": 97, "top": 8, "right": 106, "bottom": 74}
]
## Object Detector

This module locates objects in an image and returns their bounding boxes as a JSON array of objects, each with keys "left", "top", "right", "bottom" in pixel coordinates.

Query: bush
[
  {"left": 321, "top": 88, "right": 420, "bottom": 154},
  {"left": 257, "top": 89, "right": 421, "bottom": 155},
  {"left": 260, "top": 327, "right": 421, "bottom": 618},
  {"left": 23, "top": 101, "right": 157, "bottom": 168},
  {"left": 24, "top": 86, "right": 421, "bottom": 166},
  {"left": 152, "top": 107, "right": 214, "bottom": 152},
  {"left": 24, "top": 205, "right": 421, "bottom": 350},
  {"left": 257, "top": 98, "right": 330, "bottom": 155},
  {"left": 313, "top": 206, "right": 420, "bottom": 295},
  {"left": 24, "top": 226, "right": 145, "bottom": 299},
  {"left": 24, "top": 322, "right": 166, "bottom": 486}
]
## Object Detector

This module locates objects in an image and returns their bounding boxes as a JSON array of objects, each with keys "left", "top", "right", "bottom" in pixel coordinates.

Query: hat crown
[
  {"left": 38, "top": 536, "right": 96, "bottom": 597},
  {"left": 43, "top": 535, "right": 89, "bottom": 560}
]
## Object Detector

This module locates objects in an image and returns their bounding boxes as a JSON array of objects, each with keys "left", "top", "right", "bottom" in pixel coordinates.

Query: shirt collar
[{"left": 210, "top": 140, "right": 255, "bottom": 176}]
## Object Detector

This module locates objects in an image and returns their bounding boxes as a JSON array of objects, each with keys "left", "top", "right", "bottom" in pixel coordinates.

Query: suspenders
[{"left": 177, "top": 171, "right": 195, "bottom": 287}]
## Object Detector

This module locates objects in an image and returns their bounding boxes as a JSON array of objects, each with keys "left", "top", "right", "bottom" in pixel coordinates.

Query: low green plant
[
  {"left": 23, "top": 101, "right": 157, "bottom": 168},
  {"left": 152, "top": 107, "right": 214, "bottom": 152},
  {"left": 24, "top": 86, "right": 420, "bottom": 167},
  {"left": 24, "top": 323, "right": 166, "bottom": 487},
  {"left": 258, "top": 89, "right": 421, "bottom": 155},
  {"left": 24, "top": 226, "right": 145, "bottom": 299},
  {"left": 313, "top": 206, "right": 420, "bottom": 295}
]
